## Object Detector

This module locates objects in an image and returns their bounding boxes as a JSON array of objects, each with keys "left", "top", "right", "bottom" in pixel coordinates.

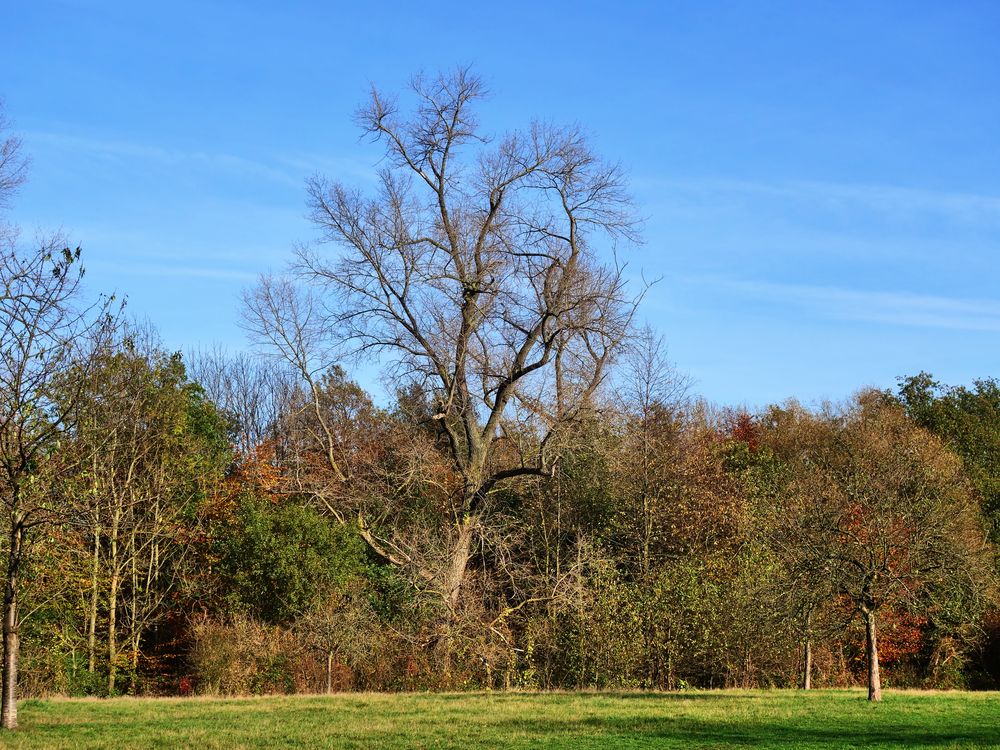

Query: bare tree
[
  {"left": 614, "top": 324, "right": 690, "bottom": 577},
  {"left": 187, "top": 346, "right": 296, "bottom": 456},
  {"left": 0, "top": 104, "right": 26, "bottom": 213},
  {"left": 296, "top": 585, "right": 378, "bottom": 694},
  {"left": 245, "top": 69, "right": 641, "bottom": 656},
  {"left": 0, "top": 242, "right": 119, "bottom": 725}
]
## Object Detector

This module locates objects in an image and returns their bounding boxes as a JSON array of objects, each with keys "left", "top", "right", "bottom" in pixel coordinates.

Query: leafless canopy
[
  {"left": 187, "top": 345, "right": 297, "bottom": 455},
  {"left": 242, "top": 70, "right": 645, "bottom": 622},
  {"left": 260, "top": 68, "right": 640, "bottom": 508},
  {"left": 0, "top": 104, "right": 26, "bottom": 213}
]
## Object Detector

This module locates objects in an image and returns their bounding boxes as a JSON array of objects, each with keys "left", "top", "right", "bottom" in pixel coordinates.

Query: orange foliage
[{"left": 204, "top": 440, "right": 284, "bottom": 522}]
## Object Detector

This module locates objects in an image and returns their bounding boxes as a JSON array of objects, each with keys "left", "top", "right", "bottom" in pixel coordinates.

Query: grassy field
[{"left": 5, "top": 689, "right": 1000, "bottom": 749}]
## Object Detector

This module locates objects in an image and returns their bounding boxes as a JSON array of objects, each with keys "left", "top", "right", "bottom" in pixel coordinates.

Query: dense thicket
[{"left": 7, "top": 358, "right": 997, "bottom": 699}]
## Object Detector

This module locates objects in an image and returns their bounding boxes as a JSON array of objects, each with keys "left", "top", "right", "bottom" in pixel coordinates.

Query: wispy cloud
[
  {"left": 24, "top": 131, "right": 304, "bottom": 188},
  {"left": 639, "top": 176, "right": 1000, "bottom": 229},
  {"left": 275, "top": 153, "right": 380, "bottom": 184},
  {"left": 24, "top": 131, "right": 382, "bottom": 189},
  {"left": 91, "top": 261, "right": 257, "bottom": 283},
  {"left": 698, "top": 276, "right": 1000, "bottom": 332}
]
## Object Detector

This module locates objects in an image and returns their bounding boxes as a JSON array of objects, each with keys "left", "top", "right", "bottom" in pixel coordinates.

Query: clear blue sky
[{"left": 4, "top": 1, "right": 999, "bottom": 407}]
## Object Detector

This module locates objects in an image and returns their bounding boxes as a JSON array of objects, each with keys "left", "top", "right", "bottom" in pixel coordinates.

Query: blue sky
[{"left": 3, "top": 1, "right": 999, "bottom": 407}]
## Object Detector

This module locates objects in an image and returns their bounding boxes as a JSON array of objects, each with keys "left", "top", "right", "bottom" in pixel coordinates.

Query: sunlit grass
[{"left": 7, "top": 688, "right": 1000, "bottom": 749}]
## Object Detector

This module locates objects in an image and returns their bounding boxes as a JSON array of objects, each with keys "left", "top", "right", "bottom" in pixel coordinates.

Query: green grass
[{"left": 5, "top": 689, "right": 1000, "bottom": 749}]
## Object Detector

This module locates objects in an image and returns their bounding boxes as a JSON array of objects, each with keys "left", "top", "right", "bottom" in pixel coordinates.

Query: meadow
[{"left": 5, "top": 689, "right": 1000, "bottom": 749}]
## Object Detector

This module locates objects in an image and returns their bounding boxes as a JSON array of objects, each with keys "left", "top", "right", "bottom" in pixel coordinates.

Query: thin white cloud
[
  {"left": 639, "top": 176, "right": 1000, "bottom": 228},
  {"left": 698, "top": 276, "right": 1000, "bottom": 333},
  {"left": 91, "top": 261, "right": 257, "bottom": 282},
  {"left": 275, "top": 153, "right": 380, "bottom": 184},
  {"left": 24, "top": 131, "right": 303, "bottom": 188},
  {"left": 24, "top": 131, "right": 381, "bottom": 189}
]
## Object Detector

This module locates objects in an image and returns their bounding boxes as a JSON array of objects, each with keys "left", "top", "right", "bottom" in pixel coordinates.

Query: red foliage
[
  {"left": 877, "top": 609, "right": 928, "bottom": 666},
  {"left": 726, "top": 411, "right": 760, "bottom": 453}
]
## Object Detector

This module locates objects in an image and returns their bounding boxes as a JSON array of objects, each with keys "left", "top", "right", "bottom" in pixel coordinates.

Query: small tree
[
  {"left": 296, "top": 585, "right": 378, "bottom": 693},
  {"left": 752, "top": 402, "right": 841, "bottom": 691},
  {"left": 780, "top": 394, "right": 994, "bottom": 701},
  {"left": 213, "top": 496, "right": 367, "bottom": 625},
  {"left": 0, "top": 109, "right": 118, "bottom": 727}
]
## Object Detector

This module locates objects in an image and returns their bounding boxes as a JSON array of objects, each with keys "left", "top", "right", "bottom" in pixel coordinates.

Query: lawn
[{"left": 6, "top": 689, "right": 1000, "bottom": 749}]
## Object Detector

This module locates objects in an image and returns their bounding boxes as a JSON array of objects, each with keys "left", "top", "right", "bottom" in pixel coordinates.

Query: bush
[
  {"left": 213, "top": 496, "right": 369, "bottom": 625},
  {"left": 188, "top": 613, "right": 298, "bottom": 695}
]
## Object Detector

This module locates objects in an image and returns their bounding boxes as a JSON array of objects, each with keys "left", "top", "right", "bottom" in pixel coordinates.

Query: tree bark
[
  {"left": 802, "top": 639, "right": 812, "bottom": 690},
  {"left": 1, "top": 516, "right": 24, "bottom": 730},
  {"left": 87, "top": 526, "right": 99, "bottom": 673},
  {"left": 445, "top": 518, "right": 475, "bottom": 612},
  {"left": 326, "top": 651, "right": 334, "bottom": 695},
  {"left": 863, "top": 608, "right": 882, "bottom": 702},
  {"left": 107, "top": 510, "right": 120, "bottom": 695}
]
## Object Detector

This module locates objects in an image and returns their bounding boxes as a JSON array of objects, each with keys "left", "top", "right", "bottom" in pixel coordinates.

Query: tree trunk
[
  {"left": 87, "top": 526, "right": 99, "bottom": 673},
  {"left": 666, "top": 624, "right": 675, "bottom": 691},
  {"left": 437, "top": 517, "right": 475, "bottom": 680},
  {"left": 863, "top": 608, "right": 882, "bottom": 702},
  {"left": 129, "top": 530, "right": 139, "bottom": 695},
  {"left": 1, "top": 517, "right": 24, "bottom": 730},
  {"left": 445, "top": 518, "right": 475, "bottom": 612},
  {"left": 802, "top": 639, "right": 812, "bottom": 690},
  {"left": 326, "top": 651, "right": 334, "bottom": 695},
  {"left": 801, "top": 609, "right": 813, "bottom": 690},
  {"left": 129, "top": 631, "right": 141, "bottom": 694},
  {"left": 107, "top": 511, "right": 120, "bottom": 695}
]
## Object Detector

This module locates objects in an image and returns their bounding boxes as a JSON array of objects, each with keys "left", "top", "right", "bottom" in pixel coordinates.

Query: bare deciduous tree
[
  {"left": 187, "top": 346, "right": 296, "bottom": 456},
  {"left": 0, "top": 105, "right": 26, "bottom": 213},
  {"left": 0, "top": 243, "right": 119, "bottom": 725},
  {"left": 245, "top": 69, "right": 641, "bottom": 657},
  {"left": 614, "top": 324, "right": 690, "bottom": 577}
]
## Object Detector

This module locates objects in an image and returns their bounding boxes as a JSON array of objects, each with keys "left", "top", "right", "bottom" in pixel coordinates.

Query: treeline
[
  {"left": 9, "top": 341, "right": 1000, "bottom": 701},
  {"left": 1, "top": 69, "right": 998, "bottom": 726}
]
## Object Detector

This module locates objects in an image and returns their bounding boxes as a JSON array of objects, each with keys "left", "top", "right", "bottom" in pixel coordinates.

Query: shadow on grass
[
  {"left": 548, "top": 691, "right": 767, "bottom": 701},
  {"left": 489, "top": 712, "right": 998, "bottom": 748}
]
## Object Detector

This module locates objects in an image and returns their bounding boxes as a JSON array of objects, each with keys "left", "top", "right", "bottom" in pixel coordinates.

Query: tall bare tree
[
  {"left": 245, "top": 69, "right": 640, "bottom": 652},
  {"left": 0, "top": 105, "right": 26, "bottom": 216}
]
